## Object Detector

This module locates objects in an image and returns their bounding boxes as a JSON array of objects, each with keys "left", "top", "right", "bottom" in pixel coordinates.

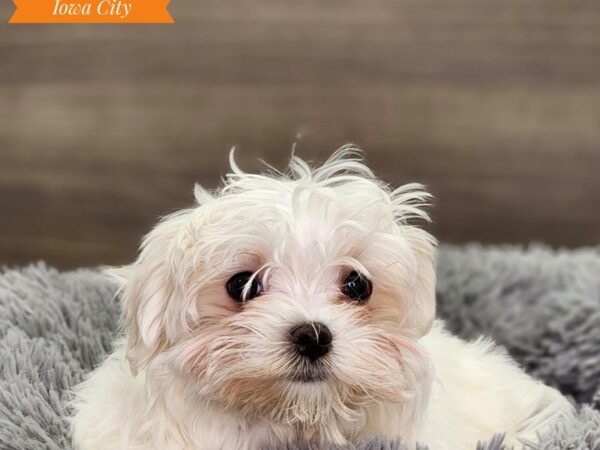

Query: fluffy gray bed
[{"left": 1, "top": 245, "right": 599, "bottom": 450}]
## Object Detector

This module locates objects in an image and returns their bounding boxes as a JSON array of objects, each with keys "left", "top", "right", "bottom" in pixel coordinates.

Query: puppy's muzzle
[{"left": 289, "top": 322, "right": 332, "bottom": 361}]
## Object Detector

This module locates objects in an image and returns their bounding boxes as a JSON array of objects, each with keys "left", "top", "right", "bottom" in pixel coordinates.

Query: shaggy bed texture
[{"left": 1, "top": 245, "right": 599, "bottom": 450}]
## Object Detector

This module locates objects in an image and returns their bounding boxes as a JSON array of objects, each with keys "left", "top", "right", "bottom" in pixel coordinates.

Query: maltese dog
[{"left": 71, "top": 147, "right": 572, "bottom": 450}]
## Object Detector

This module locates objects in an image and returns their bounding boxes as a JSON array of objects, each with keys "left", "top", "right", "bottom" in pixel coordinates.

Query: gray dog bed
[{"left": 1, "top": 245, "right": 600, "bottom": 450}]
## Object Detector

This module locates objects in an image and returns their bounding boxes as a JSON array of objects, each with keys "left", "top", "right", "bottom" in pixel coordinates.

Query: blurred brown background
[{"left": 1, "top": 0, "right": 599, "bottom": 269}]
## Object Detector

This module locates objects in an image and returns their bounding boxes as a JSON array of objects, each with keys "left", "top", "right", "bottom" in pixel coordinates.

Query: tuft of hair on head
[{"left": 222, "top": 144, "right": 433, "bottom": 227}]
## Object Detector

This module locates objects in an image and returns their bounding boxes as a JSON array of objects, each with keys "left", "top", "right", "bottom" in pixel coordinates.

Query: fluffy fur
[{"left": 71, "top": 147, "right": 573, "bottom": 450}]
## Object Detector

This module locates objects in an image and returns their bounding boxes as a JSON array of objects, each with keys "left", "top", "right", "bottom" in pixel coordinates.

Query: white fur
[{"left": 71, "top": 146, "right": 573, "bottom": 450}]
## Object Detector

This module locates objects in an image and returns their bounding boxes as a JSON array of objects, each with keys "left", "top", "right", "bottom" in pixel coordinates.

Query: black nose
[{"left": 289, "top": 322, "right": 332, "bottom": 361}]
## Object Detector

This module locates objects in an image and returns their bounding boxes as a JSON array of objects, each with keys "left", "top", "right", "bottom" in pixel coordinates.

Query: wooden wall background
[{"left": 1, "top": 0, "right": 599, "bottom": 269}]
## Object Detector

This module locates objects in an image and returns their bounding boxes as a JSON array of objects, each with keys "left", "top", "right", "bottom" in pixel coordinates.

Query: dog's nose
[{"left": 289, "top": 322, "right": 332, "bottom": 361}]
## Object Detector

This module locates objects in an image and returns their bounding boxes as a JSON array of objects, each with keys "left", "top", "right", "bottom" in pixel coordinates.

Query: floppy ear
[
  {"left": 388, "top": 184, "right": 437, "bottom": 337},
  {"left": 108, "top": 210, "right": 194, "bottom": 374},
  {"left": 409, "top": 228, "right": 436, "bottom": 336},
  {"left": 115, "top": 259, "right": 174, "bottom": 374},
  {"left": 403, "top": 225, "right": 437, "bottom": 337}
]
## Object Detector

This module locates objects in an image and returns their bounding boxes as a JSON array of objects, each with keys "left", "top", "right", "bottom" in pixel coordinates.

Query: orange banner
[{"left": 10, "top": 0, "right": 173, "bottom": 23}]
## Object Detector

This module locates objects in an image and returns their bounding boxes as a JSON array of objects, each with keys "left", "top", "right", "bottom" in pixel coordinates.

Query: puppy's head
[{"left": 114, "top": 147, "right": 436, "bottom": 440}]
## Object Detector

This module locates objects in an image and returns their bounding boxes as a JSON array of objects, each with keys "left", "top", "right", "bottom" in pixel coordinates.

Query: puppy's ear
[
  {"left": 109, "top": 210, "right": 193, "bottom": 374},
  {"left": 389, "top": 184, "right": 436, "bottom": 337},
  {"left": 118, "top": 259, "right": 174, "bottom": 374},
  {"left": 402, "top": 226, "right": 437, "bottom": 337}
]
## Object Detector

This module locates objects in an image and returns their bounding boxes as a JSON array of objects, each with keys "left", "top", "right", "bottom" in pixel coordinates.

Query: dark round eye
[
  {"left": 341, "top": 271, "right": 372, "bottom": 302},
  {"left": 226, "top": 271, "right": 262, "bottom": 302}
]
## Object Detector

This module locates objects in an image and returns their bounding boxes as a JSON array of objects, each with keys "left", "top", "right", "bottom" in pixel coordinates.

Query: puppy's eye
[
  {"left": 226, "top": 271, "right": 262, "bottom": 302},
  {"left": 341, "top": 271, "right": 372, "bottom": 303}
]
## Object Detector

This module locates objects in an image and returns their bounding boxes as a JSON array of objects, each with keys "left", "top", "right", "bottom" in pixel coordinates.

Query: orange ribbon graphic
[{"left": 10, "top": 0, "right": 173, "bottom": 23}]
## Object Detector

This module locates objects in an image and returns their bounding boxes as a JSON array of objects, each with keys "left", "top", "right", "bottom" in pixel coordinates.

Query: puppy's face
[{"left": 117, "top": 149, "right": 436, "bottom": 435}]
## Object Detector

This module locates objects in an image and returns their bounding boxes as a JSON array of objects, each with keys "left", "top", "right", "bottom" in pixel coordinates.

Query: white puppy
[{"left": 71, "top": 147, "right": 572, "bottom": 450}]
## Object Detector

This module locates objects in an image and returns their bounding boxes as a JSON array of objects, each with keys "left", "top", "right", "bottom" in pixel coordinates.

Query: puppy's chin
[
  {"left": 219, "top": 376, "right": 362, "bottom": 433},
  {"left": 183, "top": 349, "right": 422, "bottom": 428}
]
